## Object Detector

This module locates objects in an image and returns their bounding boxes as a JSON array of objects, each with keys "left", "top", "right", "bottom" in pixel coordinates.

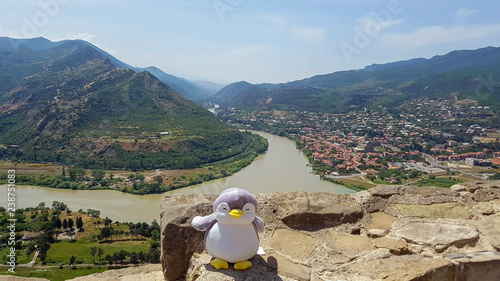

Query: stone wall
[{"left": 160, "top": 181, "right": 500, "bottom": 281}]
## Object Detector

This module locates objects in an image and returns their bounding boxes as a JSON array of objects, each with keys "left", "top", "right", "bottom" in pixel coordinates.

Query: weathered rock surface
[
  {"left": 393, "top": 220, "right": 479, "bottom": 250},
  {"left": 267, "top": 229, "right": 316, "bottom": 262},
  {"left": 394, "top": 203, "right": 473, "bottom": 220},
  {"left": 473, "top": 214, "right": 500, "bottom": 250},
  {"left": 0, "top": 276, "right": 50, "bottom": 281},
  {"left": 160, "top": 181, "right": 500, "bottom": 281},
  {"left": 373, "top": 236, "right": 408, "bottom": 254},
  {"left": 66, "top": 264, "right": 163, "bottom": 281}
]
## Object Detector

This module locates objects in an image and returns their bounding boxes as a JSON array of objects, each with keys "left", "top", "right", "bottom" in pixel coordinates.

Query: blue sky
[{"left": 1, "top": 0, "right": 499, "bottom": 84}]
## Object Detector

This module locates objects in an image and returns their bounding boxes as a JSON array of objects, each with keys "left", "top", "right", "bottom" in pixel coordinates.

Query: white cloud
[
  {"left": 455, "top": 8, "right": 476, "bottom": 21},
  {"left": 70, "top": 32, "right": 97, "bottom": 43},
  {"left": 229, "top": 43, "right": 275, "bottom": 57},
  {"left": 46, "top": 32, "right": 97, "bottom": 44},
  {"left": 356, "top": 15, "right": 405, "bottom": 31},
  {"left": 47, "top": 32, "right": 119, "bottom": 55},
  {"left": 380, "top": 24, "right": 500, "bottom": 50},
  {"left": 290, "top": 27, "right": 325, "bottom": 44}
]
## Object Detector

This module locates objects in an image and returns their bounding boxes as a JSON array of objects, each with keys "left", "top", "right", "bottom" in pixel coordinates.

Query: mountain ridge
[
  {"left": 214, "top": 46, "right": 500, "bottom": 112},
  {"left": 0, "top": 37, "right": 212, "bottom": 101}
]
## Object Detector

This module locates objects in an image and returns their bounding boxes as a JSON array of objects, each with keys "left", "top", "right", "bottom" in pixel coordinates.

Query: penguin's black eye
[
  {"left": 222, "top": 207, "right": 228, "bottom": 211},
  {"left": 245, "top": 208, "right": 250, "bottom": 211}
]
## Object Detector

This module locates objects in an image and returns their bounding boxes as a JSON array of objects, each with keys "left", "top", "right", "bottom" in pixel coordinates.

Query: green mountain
[
  {"left": 0, "top": 37, "right": 211, "bottom": 101},
  {"left": 0, "top": 37, "right": 257, "bottom": 170},
  {"left": 215, "top": 46, "right": 500, "bottom": 112}
]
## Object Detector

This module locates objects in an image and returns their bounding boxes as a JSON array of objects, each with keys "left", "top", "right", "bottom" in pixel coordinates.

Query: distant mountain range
[
  {"left": 0, "top": 37, "right": 250, "bottom": 169},
  {"left": 214, "top": 47, "right": 500, "bottom": 112}
]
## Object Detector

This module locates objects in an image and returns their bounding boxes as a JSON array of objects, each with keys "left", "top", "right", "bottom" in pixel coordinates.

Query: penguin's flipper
[
  {"left": 252, "top": 216, "right": 265, "bottom": 232},
  {"left": 192, "top": 214, "right": 216, "bottom": 231}
]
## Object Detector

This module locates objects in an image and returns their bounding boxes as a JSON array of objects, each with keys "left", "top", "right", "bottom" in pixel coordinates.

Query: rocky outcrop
[
  {"left": 65, "top": 264, "right": 163, "bottom": 281},
  {"left": 160, "top": 181, "right": 500, "bottom": 281},
  {"left": 0, "top": 276, "right": 50, "bottom": 281}
]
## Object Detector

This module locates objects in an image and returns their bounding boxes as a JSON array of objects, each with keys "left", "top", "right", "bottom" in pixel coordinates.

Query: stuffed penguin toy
[{"left": 192, "top": 187, "right": 264, "bottom": 270}]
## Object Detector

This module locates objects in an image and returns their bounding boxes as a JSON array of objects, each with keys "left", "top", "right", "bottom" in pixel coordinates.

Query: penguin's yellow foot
[
  {"left": 234, "top": 260, "right": 252, "bottom": 270},
  {"left": 211, "top": 258, "right": 229, "bottom": 270}
]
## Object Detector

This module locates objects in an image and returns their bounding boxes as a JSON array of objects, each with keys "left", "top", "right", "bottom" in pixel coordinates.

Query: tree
[
  {"left": 69, "top": 168, "right": 77, "bottom": 181},
  {"left": 105, "top": 254, "right": 113, "bottom": 267},
  {"left": 151, "top": 230, "right": 160, "bottom": 242},
  {"left": 36, "top": 235, "right": 52, "bottom": 264},
  {"left": 39, "top": 251, "right": 48, "bottom": 264},
  {"left": 69, "top": 255, "right": 76, "bottom": 268},
  {"left": 52, "top": 201, "right": 68, "bottom": 211},
  {"left": 68, "top": 218, "right": 74, "bottom": 229},
  {"left": 147, "top": 247, "right": 160, "bottom": 263},
  {"left": 135, "top": 173, "right": 145, "bottom": 181},
  {"left": 63, "top": 219, "right": 68, "bottom": 230},
  {"left": 87, "top": 209, "right": 100, "bottom": 218},
  {"left": 150, "top": 220, "right": 160, "bottom": 233},
  {"left": 52, "top": 216, "right": 62, "bottom": 230},
  {"left": 37, "top": 202, "right": 46, "bottom": 210},
  {"left": 68, "top": 167, "right": 86, "bottom": 181},
  {"left": 130, "top": 251, "right": 139, "bottom": 265},
  {"left": 92, "top": 169, "right": 106, "bottom": 181},
  {"left": 76, "top": 217, "right": 83, "bottom": 230},
  {"left": 99, "top": 227, "right": 113, "bottom": 241},
  {"left": 97, "top": 248, "right": 105, "bottom": 264},
  {"left": 112, "top": 252, "right": 120, "bottom": 267},
  {"left": 100, "top": 178, "right": 109, "bottom": 187},
  {"left": 138, "top": 251, "right": 146, "bottom": 264},
  {"left": 153, "top": 175, "right": 163, "bottom": 185},
  {"left": 90, "top": 247, "right": 97, "bottom": 264},
  {"left": 118, "top": 250, "right": 128, "bottom": 266},
  {"left": 104, "top": 217, "right": 112, "bottom": 227}
]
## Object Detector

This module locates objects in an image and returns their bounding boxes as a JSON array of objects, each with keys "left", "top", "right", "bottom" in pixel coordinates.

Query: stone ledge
[{"left": 161, "top": 180, "right": 500, "bottom": 281}]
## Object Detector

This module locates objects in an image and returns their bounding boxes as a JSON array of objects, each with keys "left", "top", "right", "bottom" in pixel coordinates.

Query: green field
[
  {"left": 415, "top": 177, "right": 461, "bottom": 188},
  {"left": 0, "top": 248, "right": 33, "bottom": 265},
  {"left": 46, "top": 239, "right": 149, "bottom": 265}
]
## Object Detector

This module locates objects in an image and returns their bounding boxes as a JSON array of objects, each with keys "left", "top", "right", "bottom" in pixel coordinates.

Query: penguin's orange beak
[{"left": 229, "top": 209, "right": 243, "bottom": 219}]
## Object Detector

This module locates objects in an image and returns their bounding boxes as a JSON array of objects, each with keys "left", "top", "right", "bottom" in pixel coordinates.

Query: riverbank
[{"left": 0, "top": 133, "right": 268, "bottom": 195}]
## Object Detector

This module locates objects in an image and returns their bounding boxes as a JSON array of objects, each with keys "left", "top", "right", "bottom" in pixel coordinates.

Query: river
[{"left": 0, "top": 131, "right": 354, "bottom": 223}]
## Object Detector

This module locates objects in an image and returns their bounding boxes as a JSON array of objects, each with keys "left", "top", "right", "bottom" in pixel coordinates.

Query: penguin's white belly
[{"left": 206, "top": 222, "right": 259, "bottom": 263}]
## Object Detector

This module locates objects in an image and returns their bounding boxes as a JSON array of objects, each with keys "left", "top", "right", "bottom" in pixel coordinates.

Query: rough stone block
[{"left": 267, "top": 229, "right": 316, "bottom": 262}]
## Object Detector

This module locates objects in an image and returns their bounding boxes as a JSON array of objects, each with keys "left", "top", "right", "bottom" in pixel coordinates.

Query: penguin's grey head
[{"left": 213, "top": 187, "right": 257, "bottom": 225}]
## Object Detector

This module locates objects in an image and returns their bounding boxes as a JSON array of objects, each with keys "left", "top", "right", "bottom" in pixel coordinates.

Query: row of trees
[
  {"left": 96, "top": 220, "right": 160, "bottom": 242},
  {"left": 87, "top": 247, "right": 159, "bottom": 266}
]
